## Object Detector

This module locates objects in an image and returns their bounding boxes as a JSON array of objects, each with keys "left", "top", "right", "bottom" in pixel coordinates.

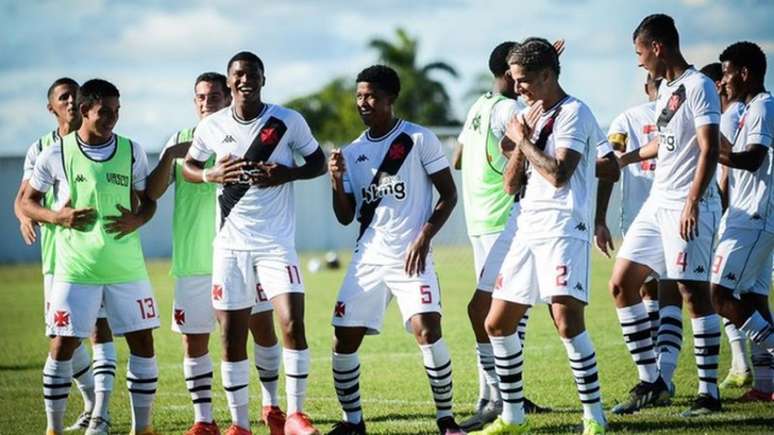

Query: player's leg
[
  {"left": 249, "top": 301, "right": 284, "bottom": 435},
  {"left": 655, "top": 280, "right": 682, "bottom": 394},
  {"left": 86, "top": 317, "right": 116, "bottom": 435},
  {"left": 740, "top": 293, "right": 774, "bottom": 401},
  {"left": 640, "top": 279, "right": 660, "bottom": 342},
  {"left": 720, "top": 318, "right": 752, "bottom": 389}
]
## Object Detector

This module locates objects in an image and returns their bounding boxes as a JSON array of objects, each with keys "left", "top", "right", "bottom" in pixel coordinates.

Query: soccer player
[
  {"left": 613, "top": 14, "right": 723, "bottom": 416},
  {"left": 21, "top": 79, "right": 160, "bottom": 435},
  {"left": 13, "top": 78, "right": 118, "bottom": 433},
  {"left": 699, "top": 62, "right": 753, "bottom": 389},
  {"left": 472, "top": 38, "right": 612, "bottom": 435},
  {"left": 327, "top": 65, "right": 462, "bottom": 435},
  {"left": 145, "top": 72, "right": 231, "bottom": 434},
  {"left": 710, "top": 41, "right": 774, "bottom": 402},
  {"left": 183, "top": 51, "right": 327, "bottom": 435}
]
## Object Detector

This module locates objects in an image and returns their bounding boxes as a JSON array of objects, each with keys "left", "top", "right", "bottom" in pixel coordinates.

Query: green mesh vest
[
  {"left": 37, "top": 130, "right": 59, "bottom": 275},
  {"left": 171, "top": 127, "right": 216, "bottom": 277},
  {"left": 56, "top": 132, "right": 148, "bottom": 283},
  {"left": 460, "top": 92, "right": 514, "bottom": 236}
]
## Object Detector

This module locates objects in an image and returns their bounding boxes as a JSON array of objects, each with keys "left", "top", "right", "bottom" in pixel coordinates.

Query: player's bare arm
[
  {"left": 405, "top": 168, "right": 457, "bottom": 276},
  {"left": 517, "top": 133, "right": 582, "bottom": 188},
  {"left": 681, "top": 123, "right": 719, "bottom": 241},
  {"left": 182, "top": 153, "right": 246, "bottom": 184},
  {"left": 595, "top": 180, "right": 615, "bottom": 258},
  {"left": 329, "top": 148, "right": 356, "bottom": 225},
  {"left": 13, "top": 180, "right": 38, "bottom": 245},
  {"left": 596, "top": 152, "right": 621, "bottom": 182},
  {"left": 21, "top": 188, "right": 96, "bottom": 231},
  {"left": 451, "top": 143, "right": 462, "bottom": 170},
  {"left": 719, "top": 141, "right": 767, "bottom": 172},
  {"left": 146, "top": 141, "right": 190, "bottom": 200},
  {"left": 251, "top": 147, "right": 326, "bottom": 188},
  {"left": 618, "top": 136, "right": 659, "bottom": 167},
  {"left": 502, "top": 144, "right": 527, "bottom": 195},
  {"left": 104, "top": 189, "right": 156, "bottom": 240}
]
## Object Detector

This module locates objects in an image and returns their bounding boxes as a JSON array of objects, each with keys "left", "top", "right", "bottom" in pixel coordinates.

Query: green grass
[{"left": 1, "top": 246, "right": 772, "bottom": 434}]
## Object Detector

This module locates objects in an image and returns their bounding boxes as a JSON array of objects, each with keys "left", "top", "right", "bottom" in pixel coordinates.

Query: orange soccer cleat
[{"left": 284, "top": 412, "right": 321, "bottom": 435}]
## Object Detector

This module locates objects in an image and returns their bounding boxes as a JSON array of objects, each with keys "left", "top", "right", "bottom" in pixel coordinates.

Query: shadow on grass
[
  {"left": 534, "top": 416, "right": 774, "bottom": 434},
  {"left": 0, "top": 362, "right": 43, "bottom": 371}
]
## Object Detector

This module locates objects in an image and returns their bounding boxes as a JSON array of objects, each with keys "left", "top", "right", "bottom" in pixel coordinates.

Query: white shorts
[
  {"left": 470, "top": 232, "right": 500, "bottom": 278},
  {"left": 48, "top": 279, "right": 160, "bottom": 338},
  {"left": 172, "top": 275, "right": 216, "bottom": 334},
  {"left": 493, "top": 236, "right": 590, "bottom": 305},
  {"left": 711, "top": 227, "right": 774, "bottom": 296},
  {"left": 617, "top": 201, "right": 720, "bottom": 281},
  {"left": 44, "top": 273, "right": 106, "bottom": 336},
  {"left": 331, "top": 259, "right": 442, "bottom": 335},
  {"left": 477, "top": 209, "right": 519, "bottom": 293},
  {"left": 212, "top": 247, "right": 303, "bottom": 311}
]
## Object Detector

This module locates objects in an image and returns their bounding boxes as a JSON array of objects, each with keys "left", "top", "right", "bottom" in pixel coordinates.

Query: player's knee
[
  {"left": 92, "top": 318, "right": 113, "bottom": 343},
  {"left": 49, "top": 336, "right": 80, "bottom": 360},
  {"left": 609, "top": 278, "right": 626, "bottom": 300},
  {"left": 125, "top": 329, "right": 155, "bottom": 357},
  {"left": 412, "top": 324, "right": 441, "bottom": 345},
  {"left": 484, "top": 315, "right": 506, "bottom": 337},
  {"left": 709, "top": 285, "right": 731, "bottom": 315}
]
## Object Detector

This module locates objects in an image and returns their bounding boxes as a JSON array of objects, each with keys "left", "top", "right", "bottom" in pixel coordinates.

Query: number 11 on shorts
[{"left": 286, "top": 265, "right": 301, "bottom": 284}]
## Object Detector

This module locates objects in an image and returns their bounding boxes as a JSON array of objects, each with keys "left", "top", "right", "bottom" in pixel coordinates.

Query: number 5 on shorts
[{"left": 420, "top": 285, "right": 432, "bottom": 304}]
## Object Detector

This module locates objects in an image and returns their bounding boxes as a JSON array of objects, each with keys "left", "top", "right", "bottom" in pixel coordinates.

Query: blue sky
[{"left": 2, "top": 0, "right": 773, "bottom": 155}]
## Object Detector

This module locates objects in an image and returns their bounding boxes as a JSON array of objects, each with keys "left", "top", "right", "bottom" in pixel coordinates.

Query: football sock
[
  {"left": 657, "top": 305, "right": 683, "bottom": 385},
  {"left": 617, "top": 303, "right": 659, "bottom": 383},
  {"left": 751, "top": 341, "right": 774, "bottom": 393},
  {"left": 420, "top": 339, "right": 454, "bottom": 419},
  {"left": 490, "top": 333, "right": 524, "bottom": 425},
  {"left": 254, "top": 342, "right": 281, "bottom": 407},
  {"left": 724, "top": 318, "right": 751, "bottom": 374},
  {"left": 127, "top": 354, "right": 158, "bottom": 431},
  {"left": 475, "top": 342, "right": 495, "bottom": 402},
  {"left": 332, "top": 352, "right": 362, "bottom": 424},
  {"left": 740, "top": 311, "right": 774, "bottom": 352},
  {"left": 562, "top": 331, "right": 605, "bottom": 425},
  {"left": 91, "top": 342, "right": 116, "bottom": 420},
  {"left": 643, "top": 299, "right": 660, "bottom": 342},
  {"left": 71, "top": 342, "right": 95, "bottom": 412},
  {"left": 221, "top": 359, "right": 250, "bottom": 428},
  {"left": 284, "top": 347, "right": 310, "bottom": 414},
  {"left": 43, "top": 355, "right": 72, "bottom": 432},
  {"left": 517, "top": 308, "right": 530, "bottom": 342},
  {"left": 692, "top": 315, "right": 721, "bottom": 399},
  {"left": 184, "top": 354, "right": 214, "bottom": 423}
]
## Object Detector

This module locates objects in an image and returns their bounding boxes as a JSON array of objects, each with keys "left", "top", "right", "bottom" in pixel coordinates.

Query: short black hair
[
  {"left": 227, "top": 51, "right": 265, "bottom": 74},
  {"left": 356, "top": 65, "right": 401, "bottom": 97},
  {"left": 507, "top": 37, "right": 560, "bottom": 77},
  {"left": 633, "top": 13, "right": 679, "bottom": 47},
  {"left": 195, "top": 72, "right": 229, "bottom": 94},
  {"left": 720, "top": 41, "right": 767, "bottom": 80},
  {"left": 77, "top": 79, "right": 120, "bottom": 110},
  {"left": 47, "top": 77, "right": 78, "bottom": 100},
  {"left": 700, "top": 62, "right": 723, "bottom": 82},
  {"left": 489, "top": 41, "right": 519, "bottom": 77}
]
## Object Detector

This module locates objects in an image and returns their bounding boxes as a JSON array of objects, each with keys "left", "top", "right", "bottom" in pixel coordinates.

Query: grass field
[{"left": 1, "top": 246, "right": 772, "bottom": 434}]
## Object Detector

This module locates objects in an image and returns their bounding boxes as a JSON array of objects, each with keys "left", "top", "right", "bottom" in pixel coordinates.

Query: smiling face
[
  {"left": 228, "top": 60, "right": 264, "bottom": 106},
  {"left": 721, "top": 60, "right": 746, "bottom": 103},
  {"left": 194, "top": 80, "right": 230, "bottom": 120},
  {"left": 509, "top": 64, "right": 549, "bottom": 106},
  {"left": 81, "top": 96, "right": 119, "bottom": 139},
  {"left": 355, "top": 81, "right": 393, "bottom": 128}
]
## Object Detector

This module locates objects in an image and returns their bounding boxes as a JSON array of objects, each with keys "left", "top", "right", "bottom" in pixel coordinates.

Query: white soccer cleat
[
  {"left": 84, "top": 416, "right": 111, "bottom": 435},
  {"left": 64, "top": 410, "right": 91, "bottom": 432}
]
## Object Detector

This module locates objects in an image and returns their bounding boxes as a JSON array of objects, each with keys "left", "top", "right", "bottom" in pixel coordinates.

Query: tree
[{"left": 285, "top": 78, "right": 363, "bottom": 147}]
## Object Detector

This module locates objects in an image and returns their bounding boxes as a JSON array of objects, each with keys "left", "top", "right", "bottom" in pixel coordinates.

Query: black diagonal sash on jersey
[
  {"left": 520, "top": 106, "right": 562, "bottom": 198},
  {"left": 656, "top": 84, "right": 686, "bottom": 130},
  {"left": 356, "top": 132, "right": 414, "bottom": 240},
  {"left": 218, "top": 116, "right": 288, "bottom": 227}
]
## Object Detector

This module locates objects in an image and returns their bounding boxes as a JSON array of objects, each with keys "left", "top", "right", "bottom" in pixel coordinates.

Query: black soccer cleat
[
  {"left": 611, "top": 377, "right": 671, "bottom": 414},
  {"left": 327, "top": 419, "right": 366, "bottom": 435},
  {"left": 524, "top": 396, "right": 551, "bottom": 414},
  {"left": 681, "top": 393, "right": 722, "bottom": 417},
  {"left": 437, "top": 416, "right": 465, "bottom": 434}
]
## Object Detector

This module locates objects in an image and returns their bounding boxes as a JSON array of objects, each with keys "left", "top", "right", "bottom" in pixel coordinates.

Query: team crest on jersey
[
  {"left": 211, "top": 284, "right": 223, "bottom": 301},
  {"left": 657, "top": 84, "right": 686, "bottom": 129},
  {"left": 174, "top": 309, "right": 185, "bottom": 325},
  {"left": 471, "top": 113, "right": 482, "bottom": 132},
  {"left": 260, "top": 127, "right": 281, "bottom": 146},
  {"left": 53, "top": 310, "right": 70, "bottom": 327},
  {"left": 334, "top": 301, "right": 346, "bottom": 317},
  {"left": 362, "top": 175, "right": 406, "bottom": 203},
  {"left": 388, "top": 141, "right": 408, "bottom": 160}
]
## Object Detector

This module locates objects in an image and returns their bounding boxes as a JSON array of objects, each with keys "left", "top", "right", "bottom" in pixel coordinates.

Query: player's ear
[
  {"left": 47, "top": 102, "right": 55, "bottom": 115},
  {"left": 740, "top": 66, "right": 750, "bottom": 83}
]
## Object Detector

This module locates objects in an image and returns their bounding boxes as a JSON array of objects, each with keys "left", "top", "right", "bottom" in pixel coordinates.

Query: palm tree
[{"left": 368, "top": 28, "right": 459, "bottom": 126}]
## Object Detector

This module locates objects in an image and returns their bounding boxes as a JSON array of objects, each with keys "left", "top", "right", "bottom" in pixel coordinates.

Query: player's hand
[
  {"left": 594, "top": 221, "right": 615, "bottom": 258},
  {"left": 105, "top": 204, "right": 143, "bottom": 239},
  {"left": 405, "top": 233, "right": 431, "bottom": 277},
  {"left": 55, "top": 201, "right": 97, "bottom": 230},
  {"left": 553, "top": 39, "right": 566, "bottom": 56},
  {"left": 207, "top": 154, "right": 248, "bottom": 184},
  {"left": 680, "top": 200, "right": 700, "bottom": 241},
  {"left": 507, "top": 101, "right": 543, "bottom": 146},
  {"left": 18, "top": 215, "right": 38, "bottom": 245},
  {"left": 251, "top": 161, "right": 293, "bottom": 187},
  {"left": 329, "top": 148, "right": 347, "bottom": 182},
  {"left": 500, "top": 136, "right": 516, "bottom": 156}
]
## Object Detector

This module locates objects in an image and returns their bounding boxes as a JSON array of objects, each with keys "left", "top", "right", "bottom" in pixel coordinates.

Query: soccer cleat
[
  {"left": 223, "top": 425, "right": 252, "bottom": 435},
  {"left": 611, "top": 377, "right": 671, "bottom": 414},
  {"left": 84, "top": 416, "right": 111, "bottom": 435},
  {"left": 326, "top": 420, "right": 366, "bottom": 435},
  {"left": 46, "top": 430, "right": 63, "bottom": 435},
  {"left": 185, "top": 421, "right": 221, "bottom": 435},
  {"left": 582, "top": 418, "right": 606, "bottom": 435},
  {"left": 64, "top": 410, "right": 92, "bottom": 432},
  {"left": 719, "top": 370, "right": 752, "bottom": 389},
  {"left": 436, "top": 416, "right": 465, "bottom": 434},
  {"left": 261, "top": 405, "right": 286, "bottom": 435},
  {"left": 523, "top": 397, "right": 550, "bottom": 414},
  {"left": 285, "top": 412, "right": 321, "bottom": 435},
  {"left": 129, "top": 427, "right": 161, "bottom": 435},
  {"left": 680, "top": 393, "right": 722, "bottom": 417},
  {"left": 469, "top": 416, "right": 529, "bottom": 434},
  {"left": 739, "top": 388, "right": 774, "bottom": 402},
  {"left": 459, "top": 399, "right": 501, "bottom": 431}
]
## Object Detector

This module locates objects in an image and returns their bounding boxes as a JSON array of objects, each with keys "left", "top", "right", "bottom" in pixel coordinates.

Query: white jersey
[
  {"left": 724, "top": 92, "right": 774, "bottom": 233},
  {"left": 608, "top": 101, "right": 658, "bottom": 230},
  {"left": 342, "top": 120, "right": 449, "bottom": 265},
  {"left": 717, "top": 101, "right": 746, "bottom": 185},
  {"left": 651, "top": 67, "right": 722, "bottom": 210},
  {"left": 28, "top": 134, "right": 149, "bottom": 209},
  {"left": 189, "top": 104, "right": 319, "bottom": 252},
  {"left": 23, "top": 130, "right": 61, "bottom": 180},
  {"left": 518, "top": 95, "right": 607, "bottom": 242}
]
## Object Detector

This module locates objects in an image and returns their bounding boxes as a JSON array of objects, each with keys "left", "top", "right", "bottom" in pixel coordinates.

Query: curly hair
[
  {"left": 356, "top": 64, "right": 401, "bottom": 97},
  {"left": 720, "top": 41, "right": 767, "bottom": 79},
  {"left": 507, "top": 37, "right": 560, "bottom": 76}
]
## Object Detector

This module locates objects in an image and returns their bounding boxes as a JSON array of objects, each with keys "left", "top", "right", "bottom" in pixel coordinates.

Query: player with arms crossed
[
  {"left": 473, "top": 38, "right": 615, "bottom": 435},
  {"left": 145, "top": 72, "right": 231, "bottom": 435},
  {"left": 21, "top": 79, "right": 161, "bottom": 435},
  {"left": 13, "top": 78, "right": 118, "bottom": 433},
  {"left": 710, "top": 41, "right": 774, "bottom": 402},
  {"left": 613, "top": 14, "right": 723, "bottom": 416},
  {"left": 183, "top": 52, "right": 327, "bottom": 435},
  {"left": 327, "top": 65, "right": 462, "bottom": 435}
]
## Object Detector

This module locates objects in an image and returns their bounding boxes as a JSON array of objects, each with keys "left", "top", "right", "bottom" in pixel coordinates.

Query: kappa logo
[
  {"left": 53, "top": 310, "right": 70, "bottom": 327},
  {"left": 724, "top": 272, "right": 737, "bottom": 281},
  {"left": 356, "top": 154, "right": 369, "bottom": 163},
  {"left": 574, "top": 282, "right": 584, "bottom": 291},
  {"left": 174, "top": 309, "right": 185, "bottom": 326},
  {"left": 211, "top": 284, "right": 224, "bottom": 301},
  {"left": 74, "top": 174, "right": 87, "bottom": 183},
  {"left": 575, "top": 222, "right": 587, "bottom": 232},
  {"left": 694, "top": 265, "right": 706, "bottom": 274},
  {"left": 334, "top": 301, "right": 346, "bottom": 318},
  {"left": 222, "top": 135, "right": 236, "bottom": 143}
]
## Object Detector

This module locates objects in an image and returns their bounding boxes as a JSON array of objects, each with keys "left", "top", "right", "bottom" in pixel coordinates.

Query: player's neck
[
  {"left": 744, "top": 84, "right": 766, "bottom": 104},
  {"left": 662, "top": 54, "right": 690, "bottom": 83},
  {"left": 57, "top": 121, "right": 78, "bottom": 138},
  {"left": 368, "top": 116, "right": 399, "bottom": 139},
  {"left": 540, "top": 85, "right": 567, "bottom": 111},
  {"left": 234, "top": 100, "right": 265, "bottom": 121},
  {"left": 78, "top": 126, "right": 112, "bottom": 145}
]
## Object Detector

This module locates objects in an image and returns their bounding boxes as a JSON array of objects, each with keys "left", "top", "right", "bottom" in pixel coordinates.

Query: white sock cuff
[
  {"left": 561, "top": 331, "right": 594, "bottom": 356},
  {"left": 128, "top": 355, "right": 158, "bottom": 377},
  {"left": 419, "top": 339, "right": 450, "bottom": 365},
  {"left": 660, "top": 305, "right": 682, "bottom": 319},
  {"left": 692, "top": 314, "right": 721, "bottom": 330},
  {"left": 332, "top": 352, "right": 360, "bottom": 370},
  {"left": 643, "top": 299, "right": 660, "bottom": 312},
  {"left": 44, "top": 356, "right": 73, "bottom": 377},
  {"left": 71, "top": 343, "right": 92, "bottom": 374},
  {"left": 476, "top": 342, "right": 494, "bottom": 355},
  {"left": 184, "top": 354, "right": 212, "bottom": 373},
  {"left": 617, "top": 303, "right": 647, "bottom": 322},
  {"left": 283, "top": 348, "right": 310, "bottom": 374},
  {"left": 255, "top": 343, "right": 282, "bottom": 368},
  {"left": 93, "top": 342, "right": 117, "bottom": 361}
]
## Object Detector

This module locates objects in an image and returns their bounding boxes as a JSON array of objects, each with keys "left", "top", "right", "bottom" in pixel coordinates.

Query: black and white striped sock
[
  {"left": 692, "top": 315, "right": 720, "bottom": 399},
  {"left": 254, "top": 343, "right": 281, "bottom": 407},
  {"left": 222, "top": 360, "right": 250, "bottom": 429},
  {"left": 490, "top": 333, "right": 524, "bottom": 425},
  {"left": 184, "top": 354, "right": 213, "bottom": 423},
  {"left": 643, "top": 299, "right": 660, "bottom": 342},
  {"left": 562, "top": 331, "right": 605, "bottom": 425},
  {"left": 332, "top": 352, "right": 362, "bottom": 424},
  {"left": 91, "top": 342, "right": 116, "bottom": 420},
  {"left": 420, "top": 339, "right": 454, "bottom": 419},
  {"left": 127, "top": 354, "right": 158, "bottom": 431},
  {"left": 43, "top": 355, "right": 72, "bottom": 432},
  {"left": 617, "top": 303, "right": 659, "bottom": 383},
  {"left": 656, "top": 305, "right": 682, "bottom": 385},
  {"left": 71, "top": 342, "right": 95, "bottom": 412}
]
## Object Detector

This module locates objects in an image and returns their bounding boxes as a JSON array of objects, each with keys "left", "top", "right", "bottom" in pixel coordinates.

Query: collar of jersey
[
  {"left": 74, "top": 133, "right": 118, "bottom": 162},
  {"left": 666, "top": 66, "right": 694, "bottom": 87},
  {"left": 231, "top": 103, "right": 269, "bottom": 125},
  {"left": 366, "top": 119, "right": 403, "bottom": 142},
  {"left": 746, "top": 91, "right": 771, "bottom": 108},
  {"left": 541, "top": 95, "right": 570, "bottom": 117}
]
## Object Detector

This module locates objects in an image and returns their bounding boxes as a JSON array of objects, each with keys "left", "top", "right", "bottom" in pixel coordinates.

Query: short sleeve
[
  {"left": 28, "top": 146, "right": 58, "bottom": 193},
  {"left": 341, "top": 149, "right": 353, "bottom": 194},
  {"left": 594, "top": 125, "right": 613, "bottom": 157},
  {"left": 22, "top": 140, "right": 41, "bottom": 180},
  {"left": 490, "top": 99, "right": 520, "bottom": 139},
  {"left": 131, "top": 142, "right": 150, "bottom": 191},
  {"left": 419, "top": 130, "right": 450, "bottom": 175},
  {"left": 158, "top": 132, "right": 179, "bottom": 185},
  {"left": 289, "top": 111, "right": 320, "bottom": 157},
  {"left": 553, "top": 105, "right": 589, "bottom": 154},
  {"left": 689, "top": 77, "right": 721, "bottom": 128},
  {"left": 189, "top": 120, "right": 214, "bottom": 162},
  {"left": 744, "top": 102, "right": 774, "bottom": 148}
]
